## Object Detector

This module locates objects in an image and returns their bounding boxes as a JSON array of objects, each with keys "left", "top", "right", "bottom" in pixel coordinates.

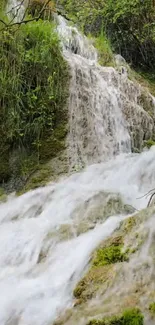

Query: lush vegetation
[
  {"left": 104, "top": 0, "right": 155, "bottom": 72},
  {"left": 87, "top": 308, "right": 144, "bottom": 325},
  {"left": 0, "top": 4, "right": 69, "bottom": 188},
  {"left": 1, "top": 0, "right": 155, "bottom": 188},
  {"left": 59, "top": 0, "right": 155, "bottom": 74}
]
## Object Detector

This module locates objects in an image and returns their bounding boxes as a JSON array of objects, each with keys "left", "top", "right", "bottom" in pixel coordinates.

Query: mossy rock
[
  {"left": 143, "top": 139, "right": 155, "bottom": 149},
  {"left": 121, "top": 216, "right": 137, "bottom": 234},
  {"left": 87, "top": 308, "right": 144, "bottom": 325},
  {"left": 149, "top": 302, "right": 155, "bottom": 315},
  {"left": 22, "top": 165, "right": 52, "bottom": 192},
  {"left": 39, "top": 124, "right": 68, "bottom": 162},
  {"left": 93, "top": 244, "right": 128, "bottom": 267},
  {"left": 73, "top": 264, "right": 115, "bottom": 303},
  {"left": 73, "top": 238, "right": 127, "bottom": 303}
]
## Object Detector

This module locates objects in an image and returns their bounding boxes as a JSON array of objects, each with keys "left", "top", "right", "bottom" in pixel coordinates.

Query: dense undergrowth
[
  {"left": 58, "top": 0, "right": 155, "bottom": 75},
  {"left": 0, "top": 3, "right": 69, "bottom": 188}
]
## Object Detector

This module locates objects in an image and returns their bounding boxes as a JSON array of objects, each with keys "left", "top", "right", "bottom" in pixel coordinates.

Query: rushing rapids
[{"left": 1, "top": 7, "right": 155, "bottom": 325}]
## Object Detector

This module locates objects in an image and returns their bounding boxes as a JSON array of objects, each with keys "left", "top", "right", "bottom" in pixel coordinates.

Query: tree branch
[{"left": 0, "top": 0, "right": 71, "bottom": 32}]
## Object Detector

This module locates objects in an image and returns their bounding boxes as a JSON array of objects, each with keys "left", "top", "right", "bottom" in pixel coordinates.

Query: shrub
[
  {"left": 0, "top": 18, "right": 69, "bottom": 183},
  {"left": 103, "top": 0, "right": 155, "bottom": 72}
]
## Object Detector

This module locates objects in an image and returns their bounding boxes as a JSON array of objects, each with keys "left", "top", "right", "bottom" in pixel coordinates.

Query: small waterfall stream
[
  {"left": 1, "top": 7, "right": 155, "bottom": 325},
  {"left": 57, "top": 16, "right": 131, "bottom": 169}
]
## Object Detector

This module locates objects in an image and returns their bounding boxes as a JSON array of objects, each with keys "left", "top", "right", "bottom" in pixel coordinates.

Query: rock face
[{"left": 54, "top": 207, "right": 155, "bottom": 325}]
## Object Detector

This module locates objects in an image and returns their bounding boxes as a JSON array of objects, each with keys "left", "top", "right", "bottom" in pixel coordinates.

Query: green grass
[
  {"left": 94, "top": 34, "right": 114, "bottom": 66},
  {"left": 0, "top": 16, "right": 69, "bottom": 186}
]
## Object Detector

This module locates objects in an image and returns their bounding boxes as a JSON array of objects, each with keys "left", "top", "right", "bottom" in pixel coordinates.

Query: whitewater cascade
[
  {"left": 57, "top": 16, "right": 131, "bottom": 169},
  {"left": 1, "top": 10, "right": 155, "bottom": 325},
  {"left": 57, "top": 17, "right": 155, "bottom": 170}
]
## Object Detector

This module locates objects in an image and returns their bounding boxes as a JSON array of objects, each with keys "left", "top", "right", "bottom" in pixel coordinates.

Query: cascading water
[
  {"left": 57, "top": 16, "right": 132, "bottom": 169},
  {"left": 1, "top": 9, "right": 155, "bottom": 325}
]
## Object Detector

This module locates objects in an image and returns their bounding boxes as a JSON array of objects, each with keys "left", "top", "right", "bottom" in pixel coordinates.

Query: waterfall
[
  {"left": 57, "top": 16, "right": 132, "bottom": 169},
  {"left": 1, "top": 148, "right": 155, "bottom": 324},
  {"left": 1, "top": 9, "right": 155, "bottom": 325}
]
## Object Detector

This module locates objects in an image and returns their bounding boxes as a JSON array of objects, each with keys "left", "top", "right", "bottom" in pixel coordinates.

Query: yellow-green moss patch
[
  {"left": 87, "top": 308, "right": 144, "bottom": 325},
  {"left": 149, "top": 302, "right": 155, "bottom": 315}
]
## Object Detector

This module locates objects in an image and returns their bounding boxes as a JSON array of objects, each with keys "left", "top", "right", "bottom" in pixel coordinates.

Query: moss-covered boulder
[
  {"left": 149, "top": 302, "right": 155, "bottom": 315},
  {"left": 73, "top": 236, "right": 128, "bottom": 304}
]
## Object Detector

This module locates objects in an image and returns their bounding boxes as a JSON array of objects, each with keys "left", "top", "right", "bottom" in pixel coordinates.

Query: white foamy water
[
  {"left": 57, "top": 16, "right": 131, "bottom": 169},
  {"left": 1, "top": 148, "right": 155, "bottom": 324}
]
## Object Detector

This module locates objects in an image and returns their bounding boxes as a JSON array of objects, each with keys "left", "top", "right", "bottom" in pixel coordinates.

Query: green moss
[
  {"left": 74, "top": 238, "right": 127, "bottom": 303},
  {"left": 17, "top": 163, "right": 54, "bottom": 194},
  {"left": 39, "top": 124, "right": 68, "bottom": 162},
  {"left": 93, "top": 245, "right": 128, "bottom": 267},
  {"left": 122, "top": 216, "right": 137, "bottom": 233},
  {"left": 122, "top": 308, "right": 144, "bottom": 325},
  {"left": 149, "top": 302, "right": 155, "bottom": 315},
  {"left": 73, "top": 264, "right": 114, "bottom": 302},
  {"left": 87, "top": 308, "right": 144, "bottom": 325},
  {"left": 143, "top": 139, "right": 155, "bottom": 149},
  {"left": 23, "top": 166, "right": 52, "bottom": 191}
]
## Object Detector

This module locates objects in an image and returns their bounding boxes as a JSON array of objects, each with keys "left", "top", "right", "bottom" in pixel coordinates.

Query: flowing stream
[{"left": 1, "top": 11, "right": 155, "bottom": 325}]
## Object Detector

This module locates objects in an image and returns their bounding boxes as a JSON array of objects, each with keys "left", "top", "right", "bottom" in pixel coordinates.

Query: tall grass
[{"left": 0, "top": 16, "right": 69, "bottom": 183}]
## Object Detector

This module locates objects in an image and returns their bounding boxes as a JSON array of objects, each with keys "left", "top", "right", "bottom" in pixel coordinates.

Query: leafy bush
[
  {"left": 103, "top": 0, "right": 155, "bottom": 72},
  {"left": 0, "top": 18, "right": 69, "bottom": 184}
]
